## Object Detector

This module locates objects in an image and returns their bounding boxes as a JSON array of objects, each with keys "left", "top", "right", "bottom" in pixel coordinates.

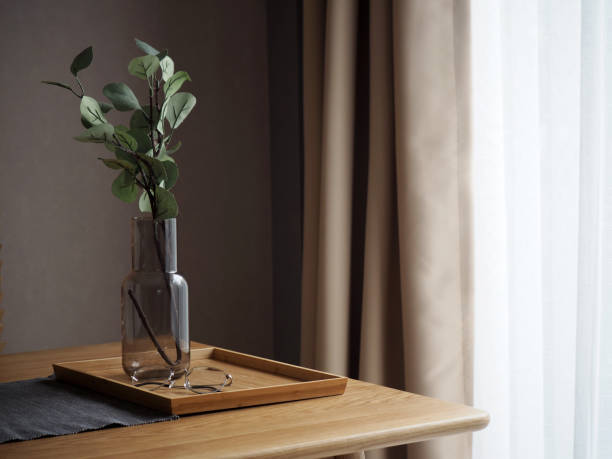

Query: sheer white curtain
[{"left": 472, "top": 0, "right": 612, "bottom": 458}]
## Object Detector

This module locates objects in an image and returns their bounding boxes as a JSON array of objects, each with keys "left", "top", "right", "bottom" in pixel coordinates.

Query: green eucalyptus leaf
[
  {"left": 162, "top": 161, "right": 178, "bottom": 189},
  {"left": 41, "top": 81, "right": 74, "bottom": 92},
  {"left": 80, "top": 96, "right": 107, "bottom": 125},
  {"left": 150, "top": 158, "right": 168, "bottom": 183},
  {"left": 115, "top": 148, "right": 137, "bottom": 165},
  {"left": 160, "top": 56, "right": 174, "bottom": 82},
  {"left": 137, "top": 153, "right": 167, "bottom": 183},
  {"left": 130, "top": 109, "right": 148, "bottom": 130},
  {"left": 70, "top": 46, "right": 93, "bottom": 76},
  {"left": 157, "top": 142, "right": 175, "bottom": 162},
  {"left": 134, "top": 38, "right": 159, "bottom": 56},
  {"left": 148, "top": 104, "right": 165, "bottom": 135},
  {"left": 99, "top": 158, "right": 122, "bottom": 170},
  {"left": 128, "top": 55, "right": 159, "bottom": 80},
  {"left": 130, "top": 105, "right": 160, "bottom": 130},
  {"left": 156, "top": 115, "right": 165, "bottom": 136},
  {"left": 114, "top": 126, "right": 138, "bottom": 151},
  {"left": 118, "top": 159, "right": 136, "bottom": 170},
  {"left": 134, "top": 39, "right": 167, "bottom": 63},
  {"left": 128, "top": 128, "right": 152, "bottom": 153},
  {"left": 74, "top": 123, "right": 114, "bottom": 143},
  {"left": 80, "top": 116, "right": 93, "bottom": 129},
  {"left": 155, "top": 186, "right": 178, "bottom": 219},
  {"left": 163, "top": 92, "right": 196, "bottom": 130},
  {"left": 99, "top": 102, "right": 113, "bottom": 113},
  {"left": 99, "top": 158, "right": 136, "bottom": 171},
  {"left": 139, "top": 191, "right": 152, "bottom": 212},
  {"left": 166, "top": 141, "right": 182, "bottom": 155},
  {"left": 158, "top": 153, "right": 174, "bottom": 163},
  {"left": 103, "top": 82, "right": 141, "bottom": 111},
  {"left": 163, "top": 71, "right": 191, "bottom": 98},
  {"left": 112, "top": 170, "right": 139, "bottom": 203}
]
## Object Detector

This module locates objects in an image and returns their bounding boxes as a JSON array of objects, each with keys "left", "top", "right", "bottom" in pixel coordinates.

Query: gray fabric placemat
[{"left": 0, "top": 376, "right": 177, "bottom": 443}]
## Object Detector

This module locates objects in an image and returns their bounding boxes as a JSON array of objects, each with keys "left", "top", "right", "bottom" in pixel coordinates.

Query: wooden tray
[{"left": 53, "top": 347, "right": 347, "bottom": 415}]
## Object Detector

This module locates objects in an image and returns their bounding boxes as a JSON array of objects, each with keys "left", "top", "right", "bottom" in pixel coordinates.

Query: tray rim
[{"left": 53, "top": 346, "right": 348, "bottom": 415}]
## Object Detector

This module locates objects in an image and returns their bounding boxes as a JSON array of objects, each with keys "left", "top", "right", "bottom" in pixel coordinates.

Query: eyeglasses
[{"left": 132, "top": 366, "right": 233, "bottom": 394}]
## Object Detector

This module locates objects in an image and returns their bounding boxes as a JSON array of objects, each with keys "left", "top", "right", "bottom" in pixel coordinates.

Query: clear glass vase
[{"left": 121, "top": 216, "right": 190, "bottom": 382}]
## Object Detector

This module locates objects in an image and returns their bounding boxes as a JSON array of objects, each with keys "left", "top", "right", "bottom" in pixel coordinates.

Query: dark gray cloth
[{"left": 0, "top": 376, "right": 177, "bottom": 443}]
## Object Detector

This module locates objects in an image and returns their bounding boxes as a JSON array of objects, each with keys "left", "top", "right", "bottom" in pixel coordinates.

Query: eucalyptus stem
[
  {"left": 75, "top": 76, "right": 85, "bottom": 97},
  {"left": 149, "top": 88, "right": 155, "bottom": 156},
  {"left": 129, "top": 89, "right": 184, "bottom": 364},
  {"left": 69, "top": 87, "right": 83, "bottom": 99},
  {"left": 127, "top": 289, "right": 180, "bottom": 366},
  {"left": 154, "top": 80, "right": 163, "bottom": 156},
  {"left": 151, "top": 219, "right": 183, "bottom": 361},
  {"left": 111, "top": 137, "right": 157, "bottom": 217},
  {"left": 165, "top": 128, "right": 175, "bottom": 149}
]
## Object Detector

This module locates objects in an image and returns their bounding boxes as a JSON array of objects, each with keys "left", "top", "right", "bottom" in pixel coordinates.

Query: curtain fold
[
  {"left": 301, "top": 1, "right": 472, "bottom": 458},
  {"left": 314, "top": 0, "right": 358, "bottom": 374},
  {"left": 471, "top": 0, "right": 612, "bottom": 458},
  {"left": 301, "top": 0, "right": 325, "bottom": 371}
]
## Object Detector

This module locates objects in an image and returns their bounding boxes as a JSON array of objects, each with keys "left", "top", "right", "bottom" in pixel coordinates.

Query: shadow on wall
[{"left": 0, "top": 0, "right": 275, "bottom": 357}]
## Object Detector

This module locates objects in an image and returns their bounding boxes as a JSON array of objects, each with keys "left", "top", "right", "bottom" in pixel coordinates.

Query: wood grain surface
[
  {"left": 53, "top": 347, "right": 347, "bottom": 415},
  {"left": 0, "top": 342, "right": 489, "bottom": 458}
]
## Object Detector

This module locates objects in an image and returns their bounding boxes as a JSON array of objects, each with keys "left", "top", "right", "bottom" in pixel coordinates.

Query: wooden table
[{"left": 0, "top": 342, "right": 489, "bottom": 458}]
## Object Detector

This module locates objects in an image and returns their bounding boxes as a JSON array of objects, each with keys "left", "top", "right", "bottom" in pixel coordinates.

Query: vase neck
[{"left": 131, "top": 217, "right": 177, "bottom": 272}]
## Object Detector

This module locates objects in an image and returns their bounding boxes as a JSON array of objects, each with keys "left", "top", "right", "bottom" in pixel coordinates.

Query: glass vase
[{"left": 121, "top": 216, "right": 190, "bottom": 382}]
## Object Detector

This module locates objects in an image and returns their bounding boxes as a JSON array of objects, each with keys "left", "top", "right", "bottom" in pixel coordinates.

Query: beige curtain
[{"left": 300, "top": 1, "right": 472, "bottom": 458}]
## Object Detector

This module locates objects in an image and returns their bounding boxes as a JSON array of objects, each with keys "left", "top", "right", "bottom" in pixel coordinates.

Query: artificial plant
[
  {"left": 43, "top": 39, "right": 196, "bottom": 221},
  {"left": 42, "top": 40, "right": 196, "bottom": 368}
]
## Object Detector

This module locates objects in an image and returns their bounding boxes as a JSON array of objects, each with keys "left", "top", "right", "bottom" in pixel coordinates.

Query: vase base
[{"left": 128, "top": 366, "right": 188, "bottom": 385}]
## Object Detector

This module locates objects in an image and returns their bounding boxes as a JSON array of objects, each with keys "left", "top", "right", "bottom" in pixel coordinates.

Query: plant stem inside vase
[{"left": 121, "top": 216, "right": 189, "bottom": 379}]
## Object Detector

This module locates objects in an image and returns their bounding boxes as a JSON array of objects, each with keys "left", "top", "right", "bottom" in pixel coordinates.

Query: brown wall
[{"left": 0, "top": 0, "right": 274, "bottom": 357}]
